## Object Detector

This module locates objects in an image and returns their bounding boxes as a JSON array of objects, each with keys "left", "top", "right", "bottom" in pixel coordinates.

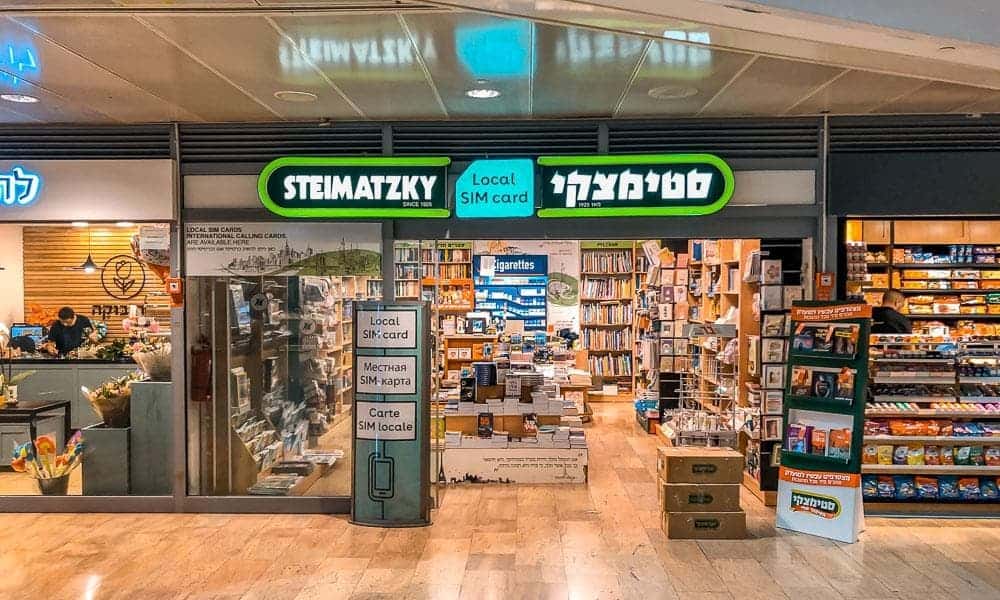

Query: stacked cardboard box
[{"left": 657, "top": 446, "right": 746, "bottom": 539}]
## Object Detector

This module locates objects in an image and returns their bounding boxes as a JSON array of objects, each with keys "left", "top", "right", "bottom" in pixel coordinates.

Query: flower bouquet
[
  {"left": 11, "top": 432, "right": 84, "bottom": 495},
  {"left": 0, "top": 345, "right": 34, "bottom": 405},
  {"left": 131, "top": 341, "right": 172, "bottom": 382},
  {"left": 82, "top": 372, "right": 142, "bottom": 428}
]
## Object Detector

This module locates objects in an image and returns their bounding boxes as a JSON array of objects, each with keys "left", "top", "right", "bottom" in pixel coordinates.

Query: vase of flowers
[
  {"left": 0, "top": 350, "right": 34, "bottom": 406},
  {"left": 131, "top": 341, "right": 172, "bottom": 382},
  {"left": 11, "top": 432, "right": 85, "bottom": 496},
  {"left": 82, "top": 372, "right": 141, "bottom": 428}
]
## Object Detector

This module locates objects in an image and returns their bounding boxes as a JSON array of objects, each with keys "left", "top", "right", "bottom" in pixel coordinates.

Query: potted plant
[
  {"left": 80, "top": 373, "right": 141, "bottom": 495},
  {"left": 11, "top": 432, "right": 85, "bottom": 495}
]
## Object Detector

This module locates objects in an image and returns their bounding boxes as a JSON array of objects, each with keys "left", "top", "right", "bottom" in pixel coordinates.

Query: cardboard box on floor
[
  {"left": 662, "top": 511, "right": 747, "bottom": 540},
  {"left": 657, "top": 446, "right": 743, "bottom": 484},
  {"left": 658, "top": 480, "right": 742, "bottom": 513}
]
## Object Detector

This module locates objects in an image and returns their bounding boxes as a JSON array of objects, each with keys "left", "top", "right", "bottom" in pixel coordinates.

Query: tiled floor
[{"left": 1, "top": 403, "right": 999, "bottom": 599}]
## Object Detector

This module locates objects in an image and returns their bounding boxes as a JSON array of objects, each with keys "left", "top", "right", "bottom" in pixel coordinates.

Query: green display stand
[{"left": 776, "top": 301, "right": 872, "bottom": 543}]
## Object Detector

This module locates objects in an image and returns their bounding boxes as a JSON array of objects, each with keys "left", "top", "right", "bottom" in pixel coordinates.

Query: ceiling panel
[
  {"left": 531, "top": 24, "right": 645, "bottom": 117},
  {"left": 400, "top": 12, "right": 531, "bottom": 118},
  {"left": 0, "top": 17, "right": 201, "bottom": 122},
  {"left": 18, "top": 14, "right": 277, "bottom": 121},
  {"left": 618, "top": 43, "right": 753, "bottom": 117},
  {"left": 787, "top": 69, "right": 929, "bottom": 115},
  {"left": 270, "top": 13, "right": 446, "bottom": 119},
  {"left": 873, "top": 81, "right": 994, "bottom": 114},
  {"left": 701, "top": 56, "right": 844, "bottom": 116},
  {"left": 142, "top": 15, "right": 361, "bottom": 120}
]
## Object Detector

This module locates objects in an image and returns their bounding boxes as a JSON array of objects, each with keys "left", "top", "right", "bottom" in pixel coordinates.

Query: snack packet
[
  {"left": 906, "top": 445, "right": 925, "bottom": 466},
  {"left": 924, "top": 445, "right": 941, "bottom": 466},
  {"left": 894, "top": 476, "right": 917, "bottom": 500},
  {"left": 915, "top": 476, "right": 938, "bottom": 499}
]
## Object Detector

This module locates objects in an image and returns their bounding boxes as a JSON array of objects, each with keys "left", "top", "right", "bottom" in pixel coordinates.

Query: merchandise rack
[
  {"left": 843, "top": 219, "right": 1000, "bottom": 328},
  {"left": 580, "top": 241, "right": 636, "bottom": 395},
  {"left": 864, "top": 335, "right": 1000, "bottom": 515}
]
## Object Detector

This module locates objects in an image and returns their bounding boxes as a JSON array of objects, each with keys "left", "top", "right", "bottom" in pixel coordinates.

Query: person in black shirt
[
  {"left": 871, "top": 291, "right": 913, "bottom": 334},
  {"left": 46, "top": 307, "right": 97, "bottom": 355}
]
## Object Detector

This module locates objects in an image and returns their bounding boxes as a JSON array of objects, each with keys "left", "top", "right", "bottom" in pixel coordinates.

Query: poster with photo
[{"left": 185, "top": 222, "right": 382, "bottom": 277}]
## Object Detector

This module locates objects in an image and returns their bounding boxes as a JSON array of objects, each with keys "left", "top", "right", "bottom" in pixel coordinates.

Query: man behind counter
[
  {"left": 871, "top": 290, "right": 913, "bottom": 334},
  {"left": 46, "top": 307, "right": 97, "bottom": 355}
]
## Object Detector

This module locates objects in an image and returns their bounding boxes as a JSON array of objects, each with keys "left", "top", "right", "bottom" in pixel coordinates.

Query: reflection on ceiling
[{"left": 0, "top": 6, "right": 995, "bottom": 123}]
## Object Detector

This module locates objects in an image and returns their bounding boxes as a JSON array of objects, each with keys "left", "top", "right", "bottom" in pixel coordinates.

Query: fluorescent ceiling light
[
  {"left": 71, "top": 221, "right": 89, "bottom": 228},
  {"left": 0, "top": 93, "right": 38, "bottom": 104},
  {"left": 274, "top": 90, "right": 317, "bottom": 103},
  {"left": 466, "top": 88, "right": 501, "bottom": 99},
  {"left": 647, "top": 85, "right": 699, "bottom": 100},
  {"left": 116, "top": 221, "right": 135, "bottom": 227}
]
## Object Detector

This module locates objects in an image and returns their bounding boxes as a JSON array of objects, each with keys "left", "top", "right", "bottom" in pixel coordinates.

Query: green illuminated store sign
[
  {"left": 258, "top": 156, "right": 451, "bottom": 218},
  {"left": 536, "top": 153, "right": 734, "bottom": 217}
]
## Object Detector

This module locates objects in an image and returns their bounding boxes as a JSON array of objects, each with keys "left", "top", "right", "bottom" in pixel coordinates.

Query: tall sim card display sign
[
  {"left": 777, "top": 302, "right": 871, "bottom": 543},
  {"left": 352, "top": 302, "right": 431, "bottom": 526}
]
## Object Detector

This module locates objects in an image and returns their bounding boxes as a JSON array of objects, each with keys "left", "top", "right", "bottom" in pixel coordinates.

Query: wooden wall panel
[{"left": 22, "top": 226, "right": 170, "bottom": 339}]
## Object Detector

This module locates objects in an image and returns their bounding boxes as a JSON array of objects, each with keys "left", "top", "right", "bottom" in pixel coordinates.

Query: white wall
[{"left": 0, "top": 224, "right": 24, "bottom": 326}]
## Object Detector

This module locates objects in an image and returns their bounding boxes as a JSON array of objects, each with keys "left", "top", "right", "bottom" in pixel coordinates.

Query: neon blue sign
[
  {"left": 0, "top": 44, "right": 38, "bottom": 88},
  {"left": 0, "top": 167, "right": 41, "bottom": 206},
  {"left": 456, "top": 21, "right": 533, "bottom": 79},
  {"left": 456, "top": 159, "right": 534, "bottom": 219}
]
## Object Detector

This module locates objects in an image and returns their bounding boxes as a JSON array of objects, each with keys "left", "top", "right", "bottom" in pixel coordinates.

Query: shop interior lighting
[
  {"left": 71, "top": 228, "right": 100, "bottom": 274},
  {"left": 0, "top": 93, "right": 38, "bottom": 103},
  {"left": 465, "top": 88, "right": 501, "bottom": 99},
  {"left": 116, "top": 221, "right": 135, "bottom": 227},
  {"left": 273, "top": 90, "right": 318, "bottom": 103},
  {"left": 71, "top": 221, "right": 89, "bottom": 228}
]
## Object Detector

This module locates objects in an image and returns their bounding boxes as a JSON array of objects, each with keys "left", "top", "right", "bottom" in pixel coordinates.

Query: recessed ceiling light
[
  {"left": 938, "top": 45, "right": 957, "bottom": 52},
  {"left": 116, "top": 221, "right": 135, "bottom": 228},
  {"left": 274, "top": 90, "right": 318, "bottom": 103},
  {"left": 71, "top": 221, "right": 89, "bottom": 228},
  {"left": 466, "top": 88, "right": 501, "bottom": 99},
  {"left": 1, "top": 93, "right": 38, "bottom": 104},
  {"left": 647, "top": 85, "right": 699, "bottom": 100}
]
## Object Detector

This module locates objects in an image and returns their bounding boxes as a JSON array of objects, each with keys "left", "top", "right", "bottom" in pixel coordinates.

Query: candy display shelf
[{"left": 864, "top": 335, "right": 1000, "bottom": 514}]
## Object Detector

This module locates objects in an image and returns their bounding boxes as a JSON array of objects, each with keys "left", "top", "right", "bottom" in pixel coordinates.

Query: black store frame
[
  {"left": 828, "top": 115, "right": 1000, "bottom": 296},
  {"left": 3, "top": 117, "right": 827, "bottom": 513}
]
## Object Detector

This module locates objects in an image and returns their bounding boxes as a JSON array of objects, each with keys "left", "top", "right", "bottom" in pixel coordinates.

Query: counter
[{"left": 8, "top": 360, "right": 139, "bottom": 429}]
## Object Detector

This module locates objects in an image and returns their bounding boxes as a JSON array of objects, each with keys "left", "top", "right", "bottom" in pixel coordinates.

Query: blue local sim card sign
[{"left": 455, "top": 159, "right": 535, "bottom": 218}]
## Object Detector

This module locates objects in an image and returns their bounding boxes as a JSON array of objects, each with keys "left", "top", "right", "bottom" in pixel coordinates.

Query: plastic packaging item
[
  {"left": 986, "top": 447, "right": 1000, "bottom": 467},
  {"left": 925, "top": 445, "right": 941, "bottom": 466},
  {"left": 894, "top": 476, "right": 917, "bottom": 500},
  {"left": 939, "top": 476, "right": 960, "bottom": 499},
  {"left": 955, "top": 446, "right": 973, "bottom": 466},
  {"left": 958, "top": 477, "right": 981, "bottom": 500},
  {"left": 893, "top": 445, "right": 909, "bottom": 465},
  {"left": 877, "top": 475, "right": 896, "bottom": 498},
  {"left": 877, "top": 446, "right": 894, "bottom": 465},
  {"left": 980, "top": 478, "right": 999, "bottom": 499},
  {"left": 862, "top": 445, "right": 878, "bottom": 465},
  {"left": 862, "top": 475, "right": 878, "bottom": 499},
  {"left": 970, "top": 446, "right": 986, "bottom": 466},
  {"left": 906, "top": 445, "right": 925, "bottom": 466},
  {"left": 940, "top": 446, "right": 955, "bottom": 465},
  {"left": 915, "top": 476, "right": 939, "bottom": 499}
]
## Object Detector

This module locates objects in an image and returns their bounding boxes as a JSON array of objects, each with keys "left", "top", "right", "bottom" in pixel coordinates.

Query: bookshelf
[
  {"left": 580, "top": 241, "right": 636, "bottom": 397},
  {"left": 393, "top": 241, "right": 421, "bottom": 299}
]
